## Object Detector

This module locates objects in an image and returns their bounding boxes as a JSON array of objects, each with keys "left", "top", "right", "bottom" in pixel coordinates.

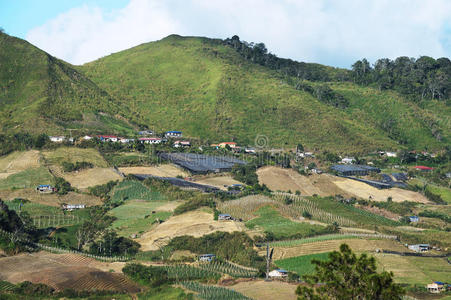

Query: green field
[
  {"left": 275, "top": 252, "right": 330, "bottom": 277},
  {"left": 269, "top": 234, "right": 360, "bottom": 247},
  {"left": 245, "top": 206, "right": 331, "bottom": 240},
  {"left": 110, "top": 180, "right": 164, "bottom": 203},
  {"left": 0, "top": 281, "right": 15, "bottom": 291},
  {"left": 0, "top": 167, "right": 53, "bottom": 190},
  {"left": 108, "top": 200, "right": 171, "bottom": 237}
]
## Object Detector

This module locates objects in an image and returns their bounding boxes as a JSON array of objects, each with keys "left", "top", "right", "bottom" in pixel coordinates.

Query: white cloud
[{"left": 26, "top": 0, "right": 451, "bottom": 67}]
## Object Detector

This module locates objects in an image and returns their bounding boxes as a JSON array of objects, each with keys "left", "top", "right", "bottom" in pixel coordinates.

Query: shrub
[
  {"left": 123, "top": 263, "right": 169, "bottom": 287},
  {"left": 54, "top": 177, "right": 73, "bottom": 195}
]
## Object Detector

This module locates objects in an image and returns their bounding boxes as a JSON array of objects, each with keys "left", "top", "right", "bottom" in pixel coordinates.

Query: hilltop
[
  {"left": 1, "top": 32, "right": 450, "bottom": 152},
  {"left": 0, "top": 32, "right": 136, "bottom": 136}
]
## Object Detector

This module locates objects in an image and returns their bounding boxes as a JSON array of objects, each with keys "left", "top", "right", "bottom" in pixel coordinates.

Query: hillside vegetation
[{"left": 1, "top": 32, "right": 449, "bottom": 151}]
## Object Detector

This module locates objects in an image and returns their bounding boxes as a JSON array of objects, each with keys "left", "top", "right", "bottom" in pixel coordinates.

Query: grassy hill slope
[
  {"left": 81, "top": 35, "right": 448, "bottom": 151},
  {"left": 0, "top": 32, "right": 135, "bottom": 135}
]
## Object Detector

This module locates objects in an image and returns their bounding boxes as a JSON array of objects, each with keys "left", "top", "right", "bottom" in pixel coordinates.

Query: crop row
[
  {"left": 180, "top": 281, "right": 252, "bottom": 300},
  {"left": 197, "top": 261, "right": 258, "bottom": 278},
  {"left": 0, "top": 281, "right": 15, "bottom": 291},
  {"left": 165, "top": 265, "right": 220, "bottom": 280}
]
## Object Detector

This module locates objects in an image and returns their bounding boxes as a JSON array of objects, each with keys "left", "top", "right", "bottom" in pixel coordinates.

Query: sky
[{"left": 1, "top": 0, "right": 450, "bottom": 68}]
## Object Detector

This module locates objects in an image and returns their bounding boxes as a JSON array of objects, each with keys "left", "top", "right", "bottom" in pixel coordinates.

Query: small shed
[
  {"left": 36, "top": 185, "right": 55, "bottom": 193},
  {"left": 199, "top": 254, "right": 216, "bottom": 262},
  {"left": 268, "top": 269, "right": 288, "bottom": 278},
  {"left": 408, "top": 244, "right": 429, "bottom": 252},
  {"left": 427, "top": 282, "right": 445, "bottom": 293},
  {"left": 409, "top": 216, "right": 419, "bottom": 223},
  {"left": 218, "top": 213, "right": 232, "bottom": 221}
]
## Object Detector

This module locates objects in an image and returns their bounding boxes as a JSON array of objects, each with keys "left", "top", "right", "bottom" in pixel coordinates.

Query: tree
[{"left": 296, "top": 244, "right": 404, "bottom": 299}]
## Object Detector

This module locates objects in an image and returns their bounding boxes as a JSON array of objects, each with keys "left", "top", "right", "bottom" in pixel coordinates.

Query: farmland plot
[{"left": 275, "top": 252, "right": 330, "bottom": 277}]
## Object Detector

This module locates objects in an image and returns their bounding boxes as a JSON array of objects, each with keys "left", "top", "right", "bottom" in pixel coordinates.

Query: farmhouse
[
  {"left": 82, "top": 135, "right": 92, "bottom": 140},
  {"left": 174, "top": 140, "right": 191, "bottom": 148},
  {"left": 409, "top": 216, "right": 419, "bottom": 223},
  {"left": 62, "top": 204, "right": 85, "bottom": 211},
  {"left": 199, "top": 254, "right": 216, "bottom": 262},
  {"left": 138, "top": 130, "right": 154, "bottom": 136},
  {"left": 408, "top": 244, "right": 430, "bottom": 252},
  {"left": 49, "top": 136, "right": 65, "bottom": 143},
  {"left": 139, "top": 137, "right": 162, "bottom": 144},
  {"left": 36, "top": 185, "right": 56, "bottom": 193},
  {"left": 120, "top": 138, "right": 134, "bottom": 144},
  {"left": 297, "top": 152, "right": 314, "bottom": 158},
  {"left": 218, "top": 213, "right": 232, "bottom": 221},
  {"left": 245, "top": 147, "right": 256, "bottom": 154},
  {"left": 268, "top": 269, "right": 288, "bottom": 278},
  {"left": 427, "top": 282, "right": 446, "bottom": 294},
  {"left": 98, "top": 135, "right": 118, "bottom": 142},
  {"left": 165, "top": 131, "right": 182, "bottom": 138},
  {"left": 331, "top": 165, "right": 381, "bottom": 176},
  {"left": 341, "top": 157, "right": 355, "bottom": 164}
]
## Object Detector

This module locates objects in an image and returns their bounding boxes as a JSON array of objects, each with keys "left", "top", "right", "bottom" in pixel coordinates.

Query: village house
[
  {"left": 62, "top": 204, "right": 85, "bottom": 211},
  {"left": 49, "top": 136, "right": 65, "bottom": 143},
  {"left": 119, "top": 138, "right": 134, "bottom": 144},
  {"left": 413, "top": 166, "right": 434, "bottom": 171},
  {"left": 218, "top": 213, "right": 232, "bottom": 221},
  {"left": 98, "top": 135, "right": 118, "bottom": 142},
  {"left": 82, "top": 135, "right": 92, "bottom": 140},
  {"left": 427, "top": 282, "right": 446, "bottom": 294},
  {"left": 138, "top": 130, "right": 154, "bottom": 136},
  {"left": 139, "top": 137, "right": 162, "bottom": 144},
  {"left": 173, "top": 140, "right": 191, "bottom": 148},
  {"left": 165, "top": 131, "right": 182, "bottom": 138},
  {"left": 268, "top": 269, "right": 288, "bottom": 278},
  {"left": 341, "top": 157, "right": 355, "bottom": 164},
  {"left": 386, "top": 151, "right": 397, "bottom": 157},
  {"left": 198, "top": 254, "right": 216, "bottom": 262},
  {"left": 408, "top": 244, "right": 429, "bottom": 252},
  {"left": 245, "top": 147, "right": 256, "bottom": 154},
  {"left": 409, "top": 216, "right": 419, "bottom": 223},
  {"left": 297, "top": 152, "right": 314, "bottom": 158},
  {"left": 36, "top": 185, "right": 56, "bottom": 193}
]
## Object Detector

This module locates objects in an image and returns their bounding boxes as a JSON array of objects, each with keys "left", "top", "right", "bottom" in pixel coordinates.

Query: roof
[
  {"left": 275, "top": 269, "right": 288, "bottom": 273},
  {"left": 98, "top": 135, "right": 117, "bottom": 138},
  {"left": 166, "top": 131, "right": 182, "bottom": 134},
  {"left": 414, "top": 166, "right": 434, "bottom": 170},
  {"left": 434, "top": 282, "right": 445, "bottom": 285},
  {"left": 199, "top": 254, "right": 215, "bottom": 257},
  {"left": 220, "top": 142, "right": 237, "bottom": 145},
  {"left": 331, "top": 164, "right": 380, "bottom": 173},
  {"left": 218, "top": 214, "right": 231, "bottom": 217},
  {"left": 38, "top": 185, "right": 51, "bottom": 188},
  {"left": 139, "top": 137, "right": 161, "bottom": 140}
]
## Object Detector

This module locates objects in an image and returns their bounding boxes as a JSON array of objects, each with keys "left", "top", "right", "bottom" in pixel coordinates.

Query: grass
[
  {"left": 137, "top": 286, "right": 193, "bottom": 300},
  {"left": 275, "top": 252, "right": 330, "bottom": 277},
  {"left": 110, "top": 180, "right": 164, "bottom": 203},
  {"left": 269, "top": 234, "right": 360, "bottom": 247},
  {"left": 42, "top": 147, "right": 108, "bottom": 168},
  {"left": 375, "top": 254, "right": 451, "bottom": 285},
  {"left": 0, "top": 281, "right": 15, "bottom": 291},
  {"left": 0, "top": 167, "right": 53, "bottom": 190},
  {"left": 245, "top": 205, "right": 331, "bottom": 240},
  {"left": 108, "top": 200, "right": 171, "bottom": 237}
]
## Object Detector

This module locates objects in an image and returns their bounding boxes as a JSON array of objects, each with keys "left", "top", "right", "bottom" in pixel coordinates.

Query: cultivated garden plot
[
  {"left": 180, "top": 281, "right": 252, "bottom": 300},
  {"left": 0, "top": 150, "right": 40, "bottom": 179}
]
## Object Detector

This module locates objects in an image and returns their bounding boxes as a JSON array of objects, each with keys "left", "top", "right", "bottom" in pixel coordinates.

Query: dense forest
[{"left": 223, "top": 35, "right": 451, "bottom": 101}]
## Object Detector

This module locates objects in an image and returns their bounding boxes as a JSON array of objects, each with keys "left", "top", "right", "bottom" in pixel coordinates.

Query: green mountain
[
  {"left": 1, "top": 32, "right": 449, "bottom": 152},
  {"left": 0, "top": 32, "right": 136, "bottom": 135}
]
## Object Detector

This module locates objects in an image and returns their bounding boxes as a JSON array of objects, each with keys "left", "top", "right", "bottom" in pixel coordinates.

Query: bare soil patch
[
  {"left": 63, "top": 168, "right": 123, "bottom": 189},
  {"left": 0, "top": 252, "right": 139, "bottom": 292},
  {"left": 137, "top": 210, "right": 245, "bottom": 251},
  {"left": 119, "top": 164, "right": 189, "bottom": 178},
  {"left": 231, "top": 280, "right": 298, "bottom": 300},
  {"left": 333, "top": 179, "right": 429, "bottom": 203},
  {"left": 0, "top": 189, "right": 102, "bottom": 207},
  {"left": 257, "top": 167, "right": 349, "bottom": 196}
]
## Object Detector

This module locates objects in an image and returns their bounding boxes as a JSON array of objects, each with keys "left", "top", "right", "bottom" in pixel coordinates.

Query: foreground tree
[{"left": 296, "top": 244, "right": 404, "bottom": 300}]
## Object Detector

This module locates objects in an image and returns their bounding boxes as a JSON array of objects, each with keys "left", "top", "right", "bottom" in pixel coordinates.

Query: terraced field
[
  {"left": 275, "top": 252, "right": 330, "bottom": 277},
  {"left": 0, "top": 252, "right": 139, "bottom": 292}
]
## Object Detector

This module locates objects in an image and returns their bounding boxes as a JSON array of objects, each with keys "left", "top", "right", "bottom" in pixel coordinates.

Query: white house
[
  {"left": 218, "top": 214, "right": 232, "bottom": 221},
  {"left": 245, "top": 148, "right": 256, "bottom": 154},
  {"left": 119, "top": 138, "right": 134, "bottom": 144},
  {"left": 268, "top": 269, "right": 288, "bottom": 278},
  {"left": 62, "top": 204, "right": 85, "bottom": 211},
  {"left": 386, "top": 152, "right": 397, "bottom": 157},
  {"left": 198, "top": 254, "right": 216, "bottom": 262},
  {"left": 408, "top": 244, "right": 429, "bottom": 252},
  {"left": 98, "top": 135, "right": 118, "bottom": 142},
  {"left": 427, "top": 282, "right": 445, "bottom": 294},
  {"left": 82, "top": 135, "right": 92, "bottom": 140},
  {"left": 341, "top": 157, "right": 355, "bottom": 164},
  {"left": 139, "top": 137, "right": 162, "bottom": 144},
  {"left": 49, "top": 136, "right": 65, "bottom": 143},
  {"left": 174, "top": 140, "right": 191, "bottom": 148}
]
